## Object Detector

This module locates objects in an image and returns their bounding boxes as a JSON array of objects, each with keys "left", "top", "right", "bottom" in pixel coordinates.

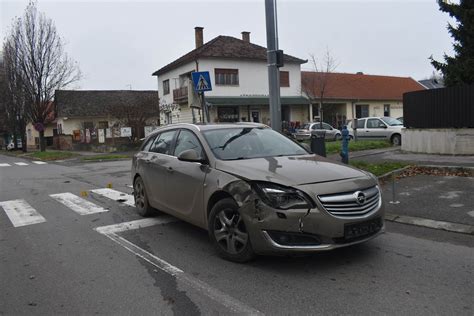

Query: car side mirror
[
  {"left": 381, "top": 125, "right": 388, "bottom": 128},
  {"left": 177, "top": 149, "right": 206, "bottom": 163}
]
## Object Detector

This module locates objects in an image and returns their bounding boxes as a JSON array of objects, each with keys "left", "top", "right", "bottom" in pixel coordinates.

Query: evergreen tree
[{"left": 430, "top": 0, "right": 474, "bottom": 87}]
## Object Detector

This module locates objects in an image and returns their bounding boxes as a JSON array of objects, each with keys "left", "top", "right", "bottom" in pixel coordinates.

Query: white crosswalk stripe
[
  {"left": 14, "top": 162, "right": 28, "bottom": 166},
  {"left": 0, "top": 199, "right": 46, "bottom": 227},
  {"left": 90, "top": 188, "right": 135, "bottom": 207},
  {"left": 50, "top": 192, "right": 109, "bottom": 215},
  {"left": 0, "top": 163, "right": 11, "bottom": 167},
  {"left": 32, "top": 161, "right": 47, "bottom": 165}
]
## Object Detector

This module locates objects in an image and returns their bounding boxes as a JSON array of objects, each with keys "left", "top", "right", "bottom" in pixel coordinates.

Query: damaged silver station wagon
[{"left": 132, "top": 123, "right": 384, "bottom": 262}]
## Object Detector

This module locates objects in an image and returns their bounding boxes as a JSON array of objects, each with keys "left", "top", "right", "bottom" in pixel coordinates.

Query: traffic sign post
[{"left": 192, "top": 72, "right": 212, "bottom": 123}]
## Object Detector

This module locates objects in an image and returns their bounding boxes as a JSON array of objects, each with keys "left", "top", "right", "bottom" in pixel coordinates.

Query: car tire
[
  {"left": 208, "top": 198, "right": 255, "bottom": 263},
  {"left": 133, "top": 176, "right": 154, "bottom": 217},
  {"left": 334, "top": 133, "right": 341, "bottom": 141},
  {"left": 391, "top": 134, "right": 401, "bottom": 146}
]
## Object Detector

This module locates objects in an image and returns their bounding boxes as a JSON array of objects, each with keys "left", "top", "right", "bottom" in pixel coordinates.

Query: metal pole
[
  {"left": 202, "top": 92, "right": 210, "bottom": 123},
  {"left": 389, "top": 172, "right": 400, "bottom": 204},
  {"left": 265, "top": 0, "right": 282, "bottom": 132}
]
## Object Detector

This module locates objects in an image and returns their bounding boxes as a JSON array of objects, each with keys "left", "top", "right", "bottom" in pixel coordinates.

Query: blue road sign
[{"left": 192, "top": 71, "right": 212, "bottom": 92}]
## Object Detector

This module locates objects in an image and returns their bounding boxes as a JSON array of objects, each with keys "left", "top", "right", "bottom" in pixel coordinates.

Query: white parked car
[
  {"left": 347, "top": 117, "right": 403, "bottom": 145},
  {"left": 292, "top": 122, "right": 342, "bottom": 141}
]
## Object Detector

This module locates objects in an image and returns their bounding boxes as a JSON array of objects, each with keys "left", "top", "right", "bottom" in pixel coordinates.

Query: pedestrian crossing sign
[{"left": 192, "top": 71, "right": 212, "bottom": 92}]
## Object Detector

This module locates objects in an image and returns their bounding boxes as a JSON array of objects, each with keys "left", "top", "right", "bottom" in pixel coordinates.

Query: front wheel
[
  {"left": 334, "top": 133, "right": 341, "bottom": 141},
  {"left": 208, "top": 198, "right": 255, "bottom": 263},
  {"left": 391, "top": 134, "right": 401, "bottom": 146}
]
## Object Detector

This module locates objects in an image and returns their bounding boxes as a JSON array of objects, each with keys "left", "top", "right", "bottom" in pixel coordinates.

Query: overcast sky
[{"left": 1, "top": 0, "right": 455, "bottom": 90}]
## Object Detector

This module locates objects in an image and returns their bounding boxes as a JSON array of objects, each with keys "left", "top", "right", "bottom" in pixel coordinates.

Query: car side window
[
  {"left": 174, "top": 130, "right": 204, "bottom": 158},
  {"left": 149, "top": 130, "right": 177, "bottom": 155},
  {"left": 322, "top": 123, "right": 332, "bottom": 130},
  {"left": 141, "top": 135, "right": 157, "bottom": 152},
  {"left": 356, "top": 119, "right": 366, "bottom": 129},
  {"left": 311, "top": 124, "right": 318, "bottom": 130},
  {"left": 367, "top": 119, "right": 385, "bottom": 128}
]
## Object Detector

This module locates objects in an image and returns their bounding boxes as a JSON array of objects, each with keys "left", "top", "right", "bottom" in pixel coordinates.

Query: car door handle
[{"left": 166, "top": 166, "right": 174, "bottom": 173}]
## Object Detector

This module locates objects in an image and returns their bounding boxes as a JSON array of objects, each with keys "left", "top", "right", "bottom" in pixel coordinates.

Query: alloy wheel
[{"left": 213, "top": 208, "right": 249, "bottom": 255}]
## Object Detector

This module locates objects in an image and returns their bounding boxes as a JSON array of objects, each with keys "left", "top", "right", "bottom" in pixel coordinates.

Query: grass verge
[
  {"left": 350, "top": 161, "right": 410, "bottom": 176},
  {"left": 28, "top": 151, "right": 79, "bottom": 161},
  {"left": 81, "top": 154, "right": 130, "bottom": 161},
  {"left": 325, "top": 140, "right": 393, "bottom": 155}
]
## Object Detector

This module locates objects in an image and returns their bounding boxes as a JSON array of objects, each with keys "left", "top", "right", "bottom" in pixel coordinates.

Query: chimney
[
  {"left": 195, "top": 27, "right": 204, "bottom": 48},
  {"left": 241, "top": 31, "right": 250, "bottom": 43}
]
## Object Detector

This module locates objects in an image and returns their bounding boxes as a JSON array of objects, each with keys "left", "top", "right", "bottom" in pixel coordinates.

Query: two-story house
[{"left": 152, "top": 27, "right": 309, "bottom": 126}]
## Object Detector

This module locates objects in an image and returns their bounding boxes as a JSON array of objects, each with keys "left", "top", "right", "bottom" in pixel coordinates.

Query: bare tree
[
  {"left": 302, "top": 48, "right": 338, "bottom": 129},
  {"left": 108, "top": 94, "right": 160, "bottom": 140},
  {"left": 3, "top": 1, "right": 81, "bottom": 151}
]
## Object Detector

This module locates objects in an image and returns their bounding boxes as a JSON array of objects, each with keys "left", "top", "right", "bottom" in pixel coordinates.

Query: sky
[{"left": 1, "top": 0, "right": 456, "bottom": 90}]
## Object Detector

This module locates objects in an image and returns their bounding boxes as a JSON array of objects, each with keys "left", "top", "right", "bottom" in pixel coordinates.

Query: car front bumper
[{"left": 239, "top": 178, "right": 385, "bottom": 254}]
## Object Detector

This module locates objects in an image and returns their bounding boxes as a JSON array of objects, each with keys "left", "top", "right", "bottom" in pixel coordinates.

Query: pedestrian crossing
[
  {"left": 0, "top": 161, "right": 48, "bottom": 167},
  {"left": 0, "top": 188, "right": 136, "bottom": 228}
]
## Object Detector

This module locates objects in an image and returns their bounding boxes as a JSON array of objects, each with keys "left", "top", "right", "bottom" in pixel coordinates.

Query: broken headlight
[{"left": 252, "top": 182, "right": 314, "bottom": 210}]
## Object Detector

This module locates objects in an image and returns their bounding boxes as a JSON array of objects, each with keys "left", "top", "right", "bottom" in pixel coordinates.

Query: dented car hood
[{"left": 215, "top": 154, "right": 368, "bottom": 186}]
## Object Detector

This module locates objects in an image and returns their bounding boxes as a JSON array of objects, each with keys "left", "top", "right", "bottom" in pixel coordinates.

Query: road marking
[
  {"left": 95, "top": 217, "right": 263, "bottom": 315},
  {"left": 50, "top": 192, "right": 108, "bottom": 215},
  {"left": 14, "top": 162, "right": 28, "bottom": 166},
  {"left": 0, "top": 199, "right": 46, "bottom": 227},
  {"left": 385, "top": 213, "right": 474, "bottom": 235},
  {"left": 0, "top": 163, "right": 11, "bottom": 167},
  {"left": 32, "top": 161, "right": 47, "bottom": 165},
  {"left": 90, "top": 188, "right": 135, "bottom": 207}
]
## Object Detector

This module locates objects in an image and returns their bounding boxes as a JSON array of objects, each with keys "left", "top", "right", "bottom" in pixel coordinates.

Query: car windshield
[
  {"left": 299, "top": 123, "right": 310, "bottom": 130},
  {"left": 381, "top": 117, "right": 403, "bottom": 126},
  {"left": 203, "top": 127, "right": 308, "bottom": 160}
]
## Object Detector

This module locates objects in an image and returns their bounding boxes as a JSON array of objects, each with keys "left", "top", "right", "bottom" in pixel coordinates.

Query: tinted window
[
  {"left": 322, "top": 123, "right": 332, "bottom": 130},
  {"left": 174, "top": 130, "right": 204, "bottom": 158},
  {"left": 150, "top": 130, "right": 177, "bottom": 155},
  {"left": 381, "top": 117, "right": 403, "bottom": 126},
  {"left": 203, "top": 127, "right": 307, "bottom": 160},
  {"left": 356, "top": 119, "right": 366, "bottom": 129},
  {"left": 367, "top": 119, "right": 385, "bottom": 128},
  {"left": 141, "top": 135, "right": 157, "bottom": 152}
]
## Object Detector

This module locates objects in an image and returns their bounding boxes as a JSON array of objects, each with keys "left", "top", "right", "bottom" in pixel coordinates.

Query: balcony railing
[{"left": 173, "top": 86, "right": 188, "bottom": 103}]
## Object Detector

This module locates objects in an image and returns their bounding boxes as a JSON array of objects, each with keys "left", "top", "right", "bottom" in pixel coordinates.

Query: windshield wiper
[{"left": 213, "top": 128, "right": 253, "bottom": 150}]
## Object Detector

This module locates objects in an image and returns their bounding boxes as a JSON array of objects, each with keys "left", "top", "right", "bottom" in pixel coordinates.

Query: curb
[{"left": 385, "top": 213, "right": 474, "bottom": 235}]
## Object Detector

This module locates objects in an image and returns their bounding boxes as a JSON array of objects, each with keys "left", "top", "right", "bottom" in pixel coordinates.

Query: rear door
[
  {"left": 355, "top": 118, "right": 367, "bottom": 139},
  {"left": 143, "top": 129, "right": 178, "bottom": 210},
  {"left": 164, "top": 129, "right": 208, "bottom": 225}
]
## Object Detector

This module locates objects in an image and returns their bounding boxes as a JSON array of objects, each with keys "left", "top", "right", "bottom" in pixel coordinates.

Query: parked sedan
[
  {"left": 132, "top": 123, "right": 384, "bottom": 262},
  {"left": 347, "top": 117, "right": 403, "bottom": 145},
  {"left": 293, "top": 122, "right": 341, "bottom": 141}
]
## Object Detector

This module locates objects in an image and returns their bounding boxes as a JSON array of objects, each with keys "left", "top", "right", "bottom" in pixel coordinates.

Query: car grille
[{"left": 318, "top": 186, "right": 381, "bottom": 217}]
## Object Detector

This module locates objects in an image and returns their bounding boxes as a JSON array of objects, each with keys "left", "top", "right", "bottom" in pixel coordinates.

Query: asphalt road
[{"left": 1, "top": 154, "right": 473, "bottom": 315}]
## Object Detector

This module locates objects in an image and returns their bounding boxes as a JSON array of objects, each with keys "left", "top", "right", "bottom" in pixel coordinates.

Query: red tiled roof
[
  {"left": 153, "top": 36, "right": 307, "bottom": 76},
  {"left": 302, "top": 71, "right": 426, "bottom": 101}
]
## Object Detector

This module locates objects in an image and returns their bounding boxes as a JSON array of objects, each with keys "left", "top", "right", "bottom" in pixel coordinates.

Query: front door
[
  {"left": 251, "top": 111, "right": 260, "bottom": 123},
  {"left": 165, "top": 129, "right": 207, "bottom": 224},
  {"left": 365, "top": 118, "right": 388, "bottom": 139}
]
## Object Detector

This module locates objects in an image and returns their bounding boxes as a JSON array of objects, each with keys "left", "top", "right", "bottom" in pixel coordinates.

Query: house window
[
  {"left": 217, "top": 107, "right": 239, "bottom": 122},
  {"left": 98, "top": 121, "right": 109, "bottom": 129},
  {"left": 356, "top": 104, "right": 369, "bottom": 118},
  {"left": 163, "top": 79, "right": 170, "bottom": 95},
  {"left": 280, "top": 71, "right": 289, "bottom": 87},
  {"left": 215, "top": 69, "right": 239, "bottom": 85},
  {"left": 83, "top": 121, "right": 94, "bottom": 130},
  {"left": 384, "top": 104, "right": 390, "bottom": 117}
]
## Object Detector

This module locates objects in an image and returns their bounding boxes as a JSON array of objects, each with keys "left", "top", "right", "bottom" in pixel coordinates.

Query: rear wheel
[
  {"left": 133, "top": 176, "right": 154, "bottom": 217},
  {"left": 208, "top": 198, "right": 255, "bottom": 263},
  {"left": 391, "top": 134, "right": 401, "bottom": 146}
]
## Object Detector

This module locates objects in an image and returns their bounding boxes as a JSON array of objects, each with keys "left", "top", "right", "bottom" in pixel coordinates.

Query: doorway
[{"left": 251, "top": 111, "right": 260, "bottom": 123}]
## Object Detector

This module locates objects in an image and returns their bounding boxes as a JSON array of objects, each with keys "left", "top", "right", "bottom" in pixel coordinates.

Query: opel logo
[{"left": 354, "top": 191, "right": 366, "bottom": 205}]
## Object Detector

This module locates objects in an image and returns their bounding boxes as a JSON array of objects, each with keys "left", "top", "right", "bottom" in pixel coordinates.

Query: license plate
[{"left": 344, "top": 218, "right": 382, "bottom": 240}]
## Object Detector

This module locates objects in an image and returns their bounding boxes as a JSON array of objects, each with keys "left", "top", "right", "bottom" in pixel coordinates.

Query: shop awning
[{"left": 206, "top": 96, "right": 310, "bottom": 106}]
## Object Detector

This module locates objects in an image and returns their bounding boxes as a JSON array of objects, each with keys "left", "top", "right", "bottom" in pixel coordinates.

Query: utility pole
[{"left": 265, "top": 0, "right": 282, "bottom": 132}]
